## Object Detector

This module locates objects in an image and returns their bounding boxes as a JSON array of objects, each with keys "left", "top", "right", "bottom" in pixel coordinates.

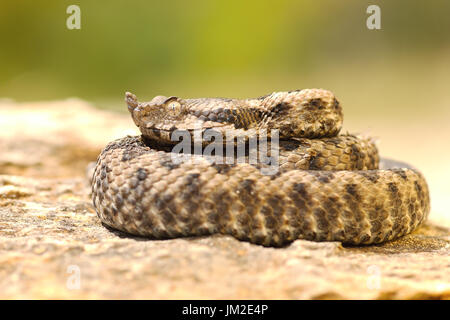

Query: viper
[{"left": 91, "top": 89, "right": 430, "bottom": 246}]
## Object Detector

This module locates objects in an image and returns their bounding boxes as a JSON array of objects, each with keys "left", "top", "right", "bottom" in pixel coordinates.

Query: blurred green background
[{"left": 1, "top": 0, "right": 449, "bottom": 116}]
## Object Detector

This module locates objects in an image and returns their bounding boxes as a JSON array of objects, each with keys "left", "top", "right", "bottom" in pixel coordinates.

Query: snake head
[
  {"left": 125, "top": 92, "right": 194, "bottom": 143},
  {"left": 126, "top": 91, "right": 183, "bottom": 119}
]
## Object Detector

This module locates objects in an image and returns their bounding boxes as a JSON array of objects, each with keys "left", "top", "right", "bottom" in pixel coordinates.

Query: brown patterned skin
[{"left": 92, "top": 89, "right": 430, "bottom": 246}]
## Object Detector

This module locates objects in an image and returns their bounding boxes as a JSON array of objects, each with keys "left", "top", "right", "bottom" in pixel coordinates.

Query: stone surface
[
  {"left": 0, "top": 99, "right": 448, "bottom": 299},
  {"left": 0, "top": 98, "right": 139, "bottom": 178}
]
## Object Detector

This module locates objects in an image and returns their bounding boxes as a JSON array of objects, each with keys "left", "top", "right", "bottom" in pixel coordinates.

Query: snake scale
[{"left": 91, "top": 89, "right": 430, "bottom": 246}]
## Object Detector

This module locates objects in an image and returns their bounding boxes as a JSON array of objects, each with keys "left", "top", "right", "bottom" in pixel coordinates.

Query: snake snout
[
  {"left": 125, "top": 92, "right": 139, "bottom": 113},
  {"left": 125, "top": 92, "right": 142, "bottom": 127}
]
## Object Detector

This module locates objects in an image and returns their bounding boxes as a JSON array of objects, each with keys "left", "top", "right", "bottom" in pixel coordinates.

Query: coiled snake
[{"left": 91, "top": 89, "right": 430, "bottom": 246}]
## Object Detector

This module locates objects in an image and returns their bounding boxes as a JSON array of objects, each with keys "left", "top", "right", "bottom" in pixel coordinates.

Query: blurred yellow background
[{"left": 0, "top": 1, "right": 449, "bottom": 222}]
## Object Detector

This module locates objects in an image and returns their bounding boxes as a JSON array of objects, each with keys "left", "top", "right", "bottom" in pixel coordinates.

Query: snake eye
[
  {"left": 168, "top": 101, "right": 180, "bottom": 111},
  {"left": 164, "top": 97, "right": 182, "bottom": 116}
]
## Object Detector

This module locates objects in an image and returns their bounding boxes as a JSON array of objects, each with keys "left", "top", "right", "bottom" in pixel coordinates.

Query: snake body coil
[{"left": 91, "top": 89, "right": 430, "bottom": 246}]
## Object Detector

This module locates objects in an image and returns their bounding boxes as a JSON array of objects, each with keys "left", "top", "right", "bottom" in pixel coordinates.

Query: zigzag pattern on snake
[{"left": 91, "top": 89, "right": 430, "bottom": 246}]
